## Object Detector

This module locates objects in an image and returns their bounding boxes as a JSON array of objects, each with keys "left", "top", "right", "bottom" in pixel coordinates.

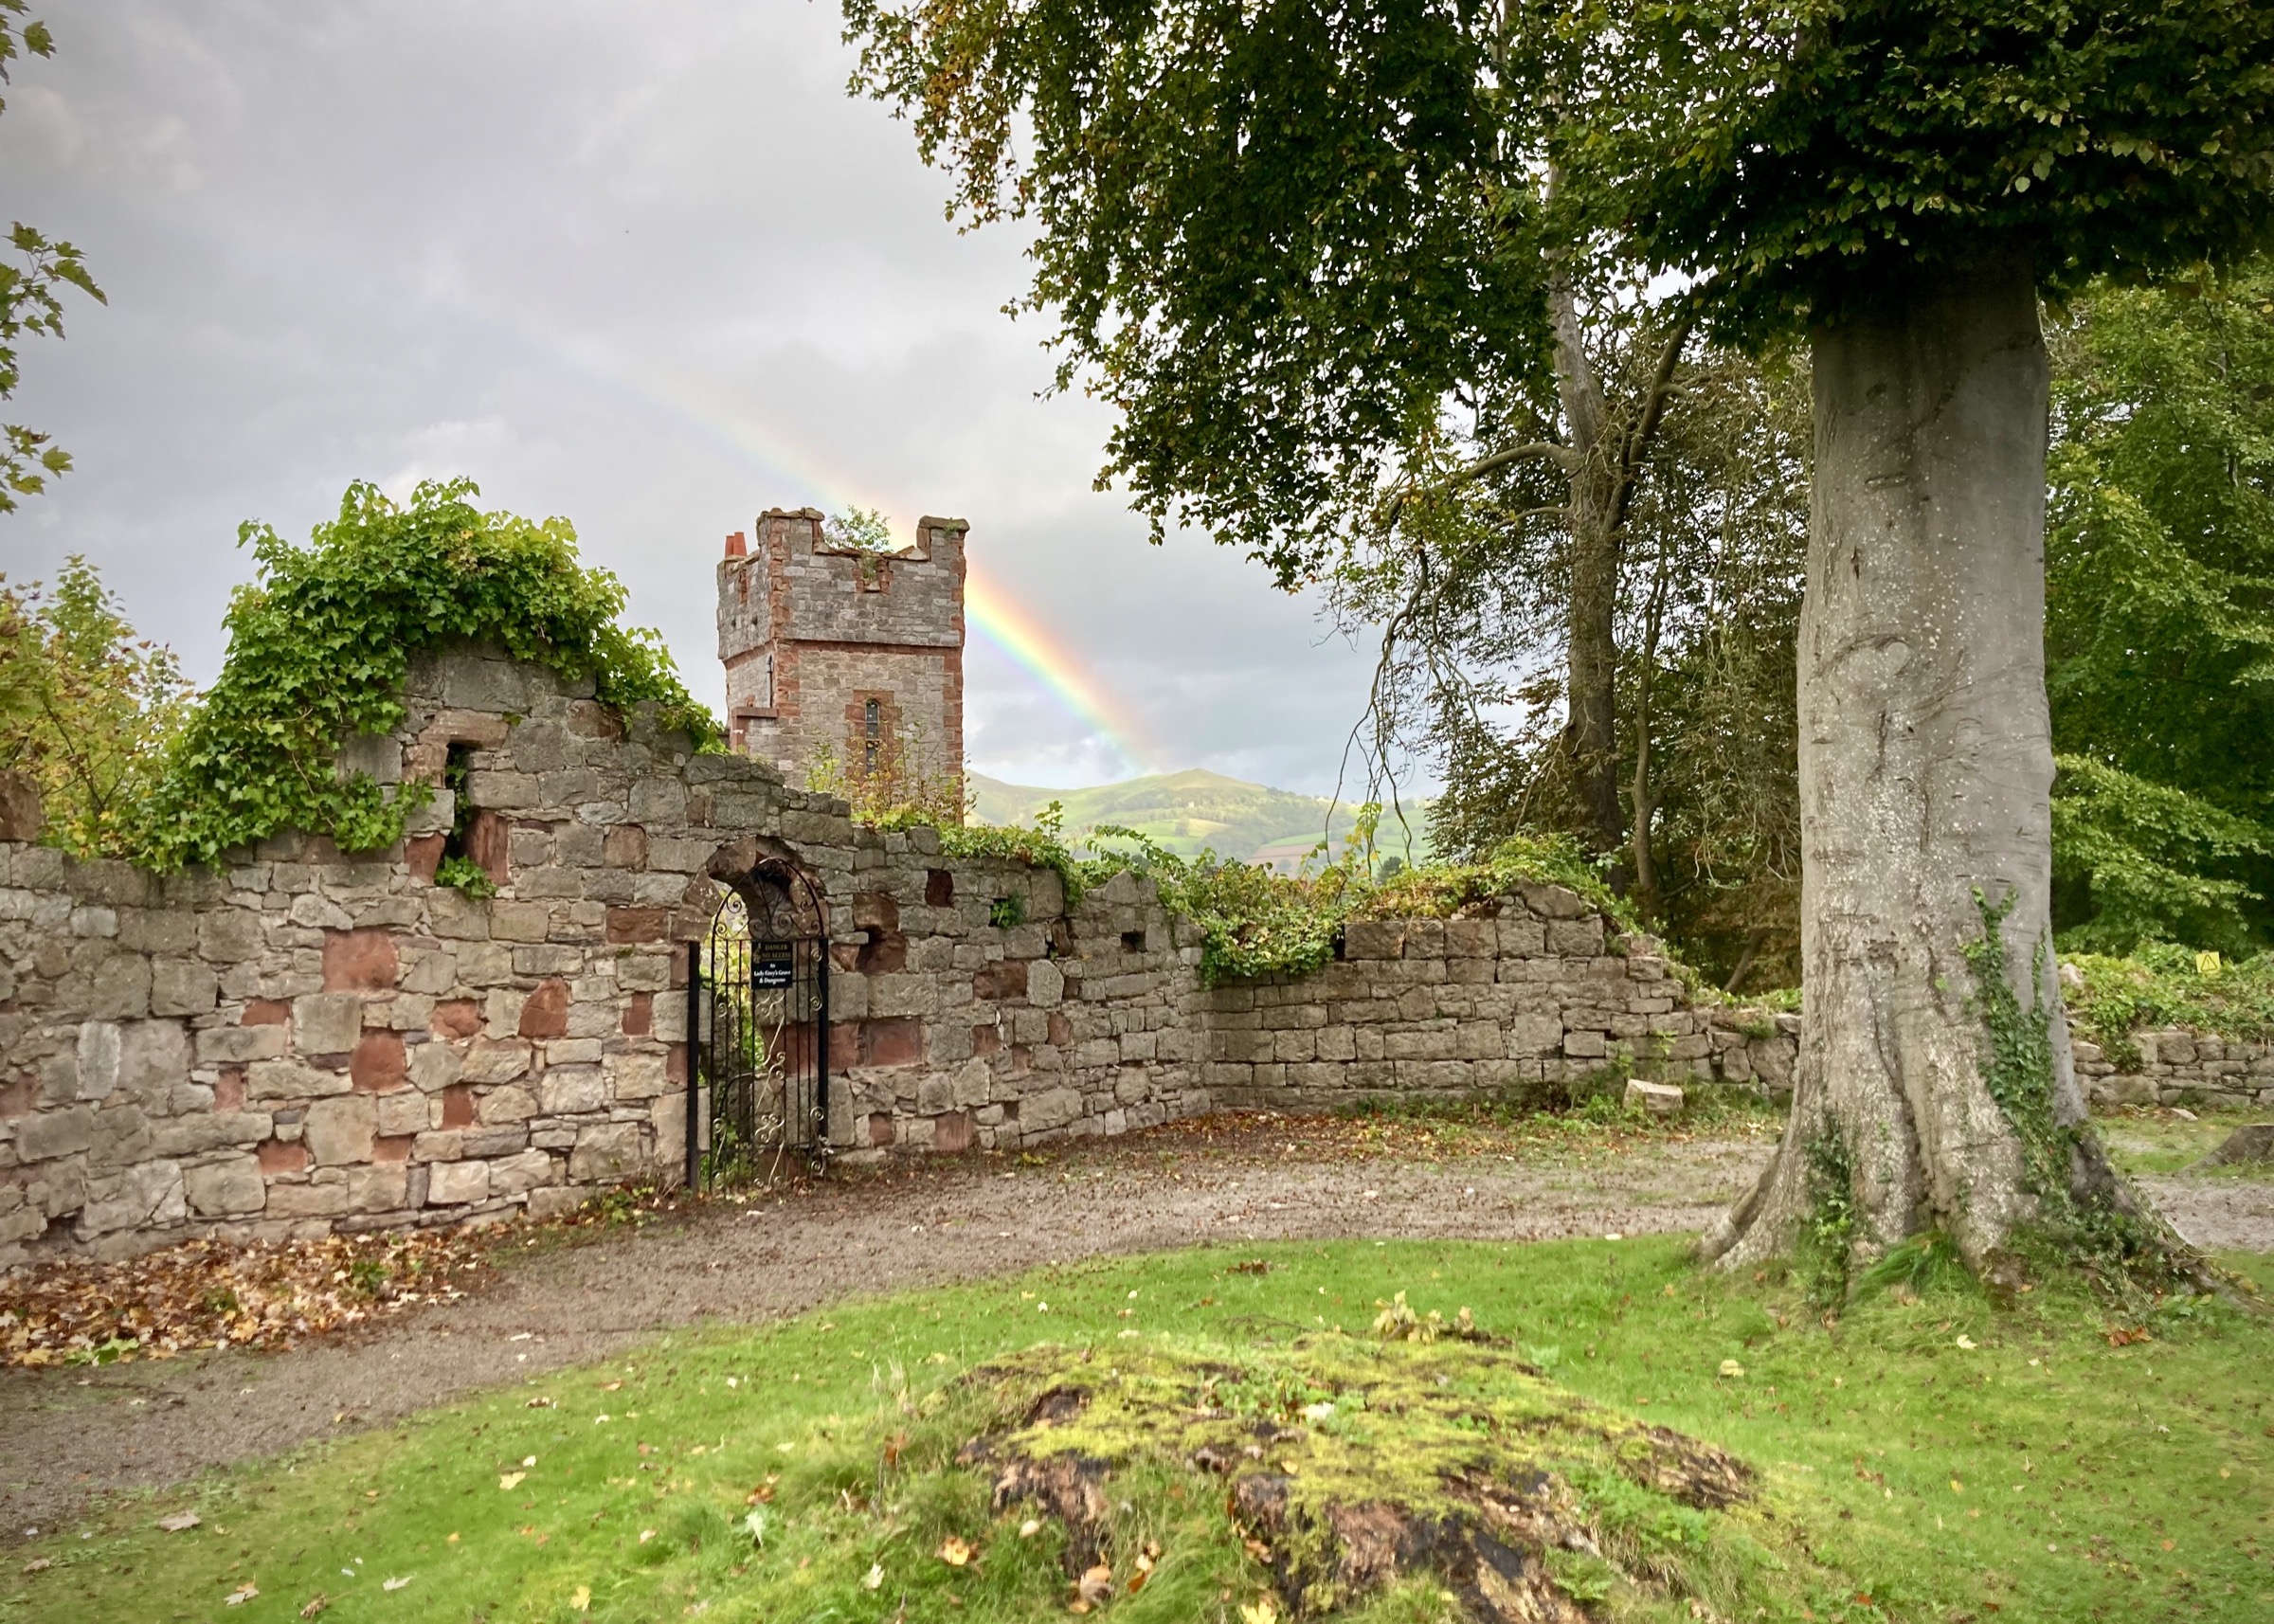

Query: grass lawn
[
  {"left": 8, "top": 1237, "right": 2269, "bottom": 1624},
  {"left": 2098, "top": 1107, "right": 2274, "bottom": 1178}
]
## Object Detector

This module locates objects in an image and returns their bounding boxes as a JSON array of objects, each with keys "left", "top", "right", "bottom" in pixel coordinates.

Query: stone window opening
[
  {"left": 440, "top": 742, "right": 508, "bottom": 888},
  {"left": 1122, "top": 929, "right": 1147, "bottom": 952},
  {"left": 863, "top": 697, "right": 882, "bottom": 775}
]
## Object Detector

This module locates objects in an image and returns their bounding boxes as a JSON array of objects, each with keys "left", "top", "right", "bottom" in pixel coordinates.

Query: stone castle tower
[{"left": 717, "top": 508, "right": 966, "bottom": 803}]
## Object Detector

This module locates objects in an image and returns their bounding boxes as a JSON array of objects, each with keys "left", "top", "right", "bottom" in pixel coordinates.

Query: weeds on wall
[{"left": 129, "top": 478, "right": 721, "bottom": 871}]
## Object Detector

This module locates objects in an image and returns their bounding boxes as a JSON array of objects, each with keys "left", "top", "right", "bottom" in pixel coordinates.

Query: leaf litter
[{"left": 0, "top": 1229, "right": 491, "bottom": 1367}]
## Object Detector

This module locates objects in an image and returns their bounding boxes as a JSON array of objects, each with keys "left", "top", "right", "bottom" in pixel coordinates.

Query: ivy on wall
[{"left": 132, "top": 478, "right": 720, "bottom": 871}]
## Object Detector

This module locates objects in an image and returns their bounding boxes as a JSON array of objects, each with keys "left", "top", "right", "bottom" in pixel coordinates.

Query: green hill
[{"left": 968, "top": 767, "right": 1411, "bottom": 865}]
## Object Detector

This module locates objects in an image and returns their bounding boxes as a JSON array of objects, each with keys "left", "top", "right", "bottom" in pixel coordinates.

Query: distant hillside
[{"left": 969, "top": 767, "right": 1416, "bottom": 866}]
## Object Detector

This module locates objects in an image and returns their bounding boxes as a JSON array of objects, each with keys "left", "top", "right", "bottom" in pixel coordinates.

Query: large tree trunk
[{"left": 1702, "top": 253, "right": 2103, "bottom": 1278}]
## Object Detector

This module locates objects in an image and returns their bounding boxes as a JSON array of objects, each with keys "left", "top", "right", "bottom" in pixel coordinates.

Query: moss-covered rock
[{"left": 954, "top": 1332, "right": 1755, "bottom": 1620}]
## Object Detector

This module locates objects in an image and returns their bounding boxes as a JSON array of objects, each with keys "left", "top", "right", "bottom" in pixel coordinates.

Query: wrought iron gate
[{"left": 686, "top": 865, "right": 828, "bottom": 1187}]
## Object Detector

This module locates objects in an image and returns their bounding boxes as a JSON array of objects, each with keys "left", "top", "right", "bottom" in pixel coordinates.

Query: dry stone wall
[
  {"left": 0, "top": 645, "right": 1803, "bottom": 1271},
  {"left": 2075, "top": 1034, "right": 2274, "bottom": 1109},
  {"left": 1202, "top": 902, "right": 1796, "bottom": 1110}
]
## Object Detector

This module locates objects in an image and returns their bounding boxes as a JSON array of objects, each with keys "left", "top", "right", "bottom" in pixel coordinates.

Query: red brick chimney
[{"left": 724, "top": 531, "right": 748, "bottom": 558}]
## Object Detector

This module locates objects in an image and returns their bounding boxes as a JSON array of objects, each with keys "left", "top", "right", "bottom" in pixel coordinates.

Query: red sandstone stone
[
  {"left": 1047, "top": 1012, "right": 1074, "bottom": 1048},
  {"left": 606, "top": 906, "right": 668, "bottom": 944},
  {"left": 933, "top": 1111, "right": 975, "bottom": 1154},
  {"left": 518, "top": 978, "right": 570, "bottom": 1038},
  {"left": 258, "top": 1138, "right": 307, "bottom": 1174},
  {"left": 243, "top": 999, "right": 290, "bottom": 1026},
  {"left": 973, "top": 960, "right": 1029, "bottom": 1001},
  {"left": 665, "top": 1044, "right": 688, "bottom": 1084},
  {"left": 0, "top": 1074, "right": 34, "bottom": 1118},
  {"left": 350, "top": 1032, "right": 406, "bottom": 1092},
  {"left": 869, "top": 1112, "right": 894, "bottom": 1146},
  {"left": 972, "top": 1025, "right": 1003, "bottom": 1057},
  {"left": 405, "top": 832, "right": 445, "bottom": 884},
  {"left": 431, "top": 1000, "right": 481, "bottom": 1039},
  {"left": 604, "top": 823, "right": 649, "bottom": 868},
  {"left": 372, "top": 1134, "right": 415, "bottom": 1164},
  {"left": 622, "top": 992, "right": 653, "bottom": 1036},
  {"left": 214, "top": 1067, "right": 245, "bottom": 1111},
  {"left": 464, "top": 808, "right": 511, "bottom": 887},
  {"left": 863, "top": 1019, "right": 923, "bottom": 1068},
  {"left": 323, "top": 929, "right": 399, "bottom": 992},
  {"left": 441, "top": 1086, "right": 477, "bottom": 1128}
]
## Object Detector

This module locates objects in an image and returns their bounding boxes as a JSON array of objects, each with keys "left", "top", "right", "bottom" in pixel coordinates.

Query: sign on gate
[{"left": 750, "top": 941, "right": 796, "bottom": 989}]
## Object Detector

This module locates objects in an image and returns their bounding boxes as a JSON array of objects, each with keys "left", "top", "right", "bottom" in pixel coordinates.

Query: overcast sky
[{"left": 0, "top": 0, "right": 1393, "bottom": 795}]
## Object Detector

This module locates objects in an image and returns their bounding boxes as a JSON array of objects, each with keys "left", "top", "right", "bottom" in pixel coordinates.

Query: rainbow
[
  {"left": 963, "top": 565, "right": 1156, "bottom": 773},
  {"left": 514, "top": 340, "right": 1156, "bottom": 773}
]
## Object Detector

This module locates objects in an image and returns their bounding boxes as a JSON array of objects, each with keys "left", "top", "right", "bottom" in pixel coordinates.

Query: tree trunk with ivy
[{"left": 1701, "top": 254, "right": 2139, "bottom": 1282}]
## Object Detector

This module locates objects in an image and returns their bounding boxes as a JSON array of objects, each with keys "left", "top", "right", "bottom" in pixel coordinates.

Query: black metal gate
[{"left": 686, "top": 864, "right": 828, "bottom": 1187}]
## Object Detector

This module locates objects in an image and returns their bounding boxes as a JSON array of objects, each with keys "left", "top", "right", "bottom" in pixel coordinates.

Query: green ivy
[
  {"left": 130, "top": 479, "right": 720, "bottom": 871},
  {"left": 1962, "top": 890, "right": 2193, "bottom": 1291}
]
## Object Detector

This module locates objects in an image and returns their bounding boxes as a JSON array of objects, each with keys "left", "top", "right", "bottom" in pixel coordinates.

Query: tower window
[{"left": 863, "top": 697, "right": 882, "bottom": 772}]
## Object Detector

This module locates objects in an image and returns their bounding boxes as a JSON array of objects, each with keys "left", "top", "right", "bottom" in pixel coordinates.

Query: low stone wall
[
  {"left": 2075, "top": 1032, "right": 2274, "bottom": 1109},
  {"left": 1203, "top": 904, "right": 1796, "bottom": 1111}
]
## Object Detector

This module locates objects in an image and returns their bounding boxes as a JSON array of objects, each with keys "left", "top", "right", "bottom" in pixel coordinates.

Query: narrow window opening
[{"left": 1122, "top": 929, "right": 1146, "bottom": 952}]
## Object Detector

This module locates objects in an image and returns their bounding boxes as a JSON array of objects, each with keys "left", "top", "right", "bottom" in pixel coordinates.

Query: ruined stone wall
[
  {"left": 0, "top": 646, "right": 1808, "bottom": 1272},
  {"left": 1201, "top": 894, "right": 1797, "bottom": 1110},
  {"left": 2075, "top": 1033, "right": 2274, "bottom": 1109}
]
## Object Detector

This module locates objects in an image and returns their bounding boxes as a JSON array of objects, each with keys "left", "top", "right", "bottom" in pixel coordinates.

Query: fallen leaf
[
  {"left": 639, "top": 1529, "right": 656, "bottom": 1543},
  {"left": 1077, "top": 1562, "right": 1114, "bottom": 1606},
  {"left": 864, "top": 1563, "right": 885, "bottom": 1591},
  {"left": 21, "top": 1558, "right": 51, "bottom": 1574},
  {"left": 382, "top": 1576, "right": 411, "bottom": 1592},
  {"left": 1020, "top": 1518, "right": 1043, "bottom": 1538},
  {"left": 155, "top": 1510, "right": 201, "bottom": 1532},
  {"left": 1719, "top": 1359, "right": 1745, "bottom": 1379},
  {"left": 298, "top": 1596, "right": 328, "bottom": 1618},
  {"left": 526, "top": 1397, "right": 555, "bottom": 1409},
  {"left": 1238, "top": 1597, "right": 1278, "bottom": 1624},
  {"left": 1955, "top": 1335, "right": 1977, "bottom": 1351},
  {"left": 498, "top": 1472, "right": 525, "bottom": 1490},
  {"left": 568, "top": 1584, "right": 591, "bottom": 1612},
  {"left": 224, "top": 1582, "right": 260, "bottom": 1606},
  {"left": 601, "top": 1380, "right": 623, "bottom": 1391},
  {"left": 939, "top": 1536, "right": 975, "bottom": 1567},
  {"left": 445, "top": 1532, "right": 459, "bottom": 1544}
]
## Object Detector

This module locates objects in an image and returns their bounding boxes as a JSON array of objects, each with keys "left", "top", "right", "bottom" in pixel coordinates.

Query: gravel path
[{"left": 3, "top": 1116, "right": 2265, "bottom": 1543}]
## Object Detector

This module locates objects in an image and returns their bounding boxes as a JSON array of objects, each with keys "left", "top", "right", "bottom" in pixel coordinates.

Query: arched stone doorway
[{"left": 688, "top": 844, "right": 829, "bottom": 1185}]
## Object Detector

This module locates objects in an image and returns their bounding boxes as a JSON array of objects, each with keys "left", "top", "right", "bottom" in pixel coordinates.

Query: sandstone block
[
  {"left": 16, "top": 1104, "right": 94, "bottom": 1162},
  {"left": 489, "top": 1148, "right": 556, "bottom": 1196},
  {"left": 407, "top": 1040, "right": 465, "bottom": 1092},
  {"left": 294, "top": 993, "right": 366, "bottom": 1056},
  {"left": 322, "top": 929, "right": 399, "bottom": 991},
  {"left": 568, "top": 1121, "right": 643, "bottom": 1182},
  {"left": 303, "top": 1094, "right": 377, "bottom": 1166},
  {"left": 1624, "top": 1078, "right": 1684, "bottom": 1116},
  {"left": 538, "top": 1065, "right": 606, "bottom": 1114},
  {"left": 185, "top": 1155, "right": 266, "bottom": 1217},
  {"left": 427, "top": 1158, "right": 492, "bottom": 1205},
  {"left": 151, "top": 959, "right": 219, "bottom": 1017}
]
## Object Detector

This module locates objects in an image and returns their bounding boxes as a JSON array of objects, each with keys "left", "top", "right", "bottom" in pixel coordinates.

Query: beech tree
[{"left": 846, "top": 0, "right": 2274, "bottom": 1281}]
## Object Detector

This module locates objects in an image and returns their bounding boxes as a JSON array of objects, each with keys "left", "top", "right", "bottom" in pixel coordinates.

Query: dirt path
[{"left": 0, "top": 1122, "right": 1768, "bottom": 1541}]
